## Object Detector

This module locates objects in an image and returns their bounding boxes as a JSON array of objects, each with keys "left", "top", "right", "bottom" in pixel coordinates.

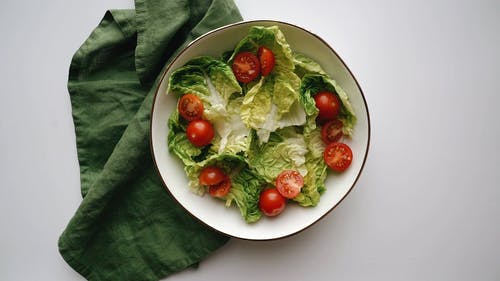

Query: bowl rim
[{"left": 149, "top": 19, "right": 371, "bottom": 241}]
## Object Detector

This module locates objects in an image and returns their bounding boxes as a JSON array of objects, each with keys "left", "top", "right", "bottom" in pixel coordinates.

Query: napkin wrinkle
[
  {"left": 109, "top": 9, "right": 137, "bottom": 39},
  {"left": 189, "top": 0, "right": 242, "bottom": 39},
  {"left": 68, "top": 11, "right": 146, "bottom": 197},
  {"left": 135, "top": 0, "right": 216, "bottom": 85}
]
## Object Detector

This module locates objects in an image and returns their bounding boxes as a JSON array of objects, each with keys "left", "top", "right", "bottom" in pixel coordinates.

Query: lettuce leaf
[
  {"left": 225, "top": 167, "right": 266, "bottom": 223},
  {"left": 183, "top": 153, "right": 265, "bottom": 223},
  {"left": 300, "top": 74, "right": 356, "bottom": 136},
  {"left": 228, "top": 26, "right": 295, "bottom": 70},
  {"left": 247, "top": 127, "right": 309, "bottom": 183},
  {"left": 167, "top": 110, "right": 203, "bottom": 166},
  {"left": 294, "top": 126, "right": 327, "bottom": 206},
  {"left": 293, "top": 53, "right": 327, "bottom": 78},
  {"left": 167, "top": 56, "right": 251, "bottom": 154}
]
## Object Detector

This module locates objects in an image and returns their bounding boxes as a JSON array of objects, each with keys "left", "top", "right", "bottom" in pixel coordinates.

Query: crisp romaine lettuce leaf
[
  {"left": 240, "top": 77, "right": 271, "bottom": 129},
  {"left": 225, "top": 167, "right": 266, "bottom": 223},
  {"left": 300, "top": 74, "right": 356, "bottom": 136},
  {"left": 248, "top": 127, "right": 309, "bottom": 183},
  {"left": 183, "top": 153, "right": 265, "bottom": 223},
  {"left": 167, "top": 56, "right": 251, "bottom": 154},
  {"left": 273, "top": 66, "right": 301, "bottom": 115},
  {"left": 184, "top": 154, "right": 246, "bottom": 195},
  {"left": 293, "top": 53, "right": 327, "bottom": 78},
  {"left": 229, "top": 26, "right": 309, "bottom": 143},
  {"left": 294, "top": 156, "right": 328, "bottom": 207},
  {"left": 228, "top": 26, "right": 295, "bottom": 70},
  {"left": 210, "top": 97, "right": 252, "bottom": 155},
  {"left": 240, "top": 69, "right": 306, "bottom": 143},
  {"left": 168, "top": 56, "right": 241, "bottom": 103},
  {"left": 294, "top": 126, "right": 327, "bottom": 206},
  {"left": 167, "top": 110, "right": 203, "bottom": 166}
]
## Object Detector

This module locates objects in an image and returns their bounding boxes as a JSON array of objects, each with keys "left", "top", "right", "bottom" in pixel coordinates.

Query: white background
[{"left": 1, "top": 0, "right": 499, "bottom": 280}]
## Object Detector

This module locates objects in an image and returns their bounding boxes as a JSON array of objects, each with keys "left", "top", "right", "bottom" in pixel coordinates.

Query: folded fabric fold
[{"left": 59, "top": 1, "right": 242, "bottom": 280}]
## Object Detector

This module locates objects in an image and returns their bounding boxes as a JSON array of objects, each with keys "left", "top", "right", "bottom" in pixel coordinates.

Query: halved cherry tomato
[
  {"left": 186, "top": 119, "right": 214, "bottom": 147},
  {"left": 232, "top": 52, "right": 260, "bottom": 83},
  {"left": 259, "top": 188, "right": 286, "bottom": 217},
  {"left": 275, "top": 170, "right": 304, "bottom": 199},
  {"left": 321, "top": 119, "right": 344, "bottom": 144},
  {"left": 258, "top": 46, "right": 275, "bottom": 76},
  {"left": 323, "top": 142, "right": 353, "bottom": 172},
  {"left": 208, "top": 176, "right": 231, "bottom": 198},
  {"left": 313, "top": 91, "right": 341, "bottom": 122},
  {"left": 178, "top": 93, "right": 204, "bottom": 121},
  {"left": 199, "top": 166, "right": 226, "bottom": 186}
]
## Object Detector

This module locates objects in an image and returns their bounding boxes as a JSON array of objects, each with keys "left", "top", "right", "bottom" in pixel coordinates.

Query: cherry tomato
[
  {"left": 232, "top": 52, "right": 260, "bottom": 83},
  {"left": 275, "top": 170, "right": 304, "bottom": 199},
  {"left": 186, "top": 119, "right": 214, "bottom": 147},
  {"left": 257, "top": 46, "right": 275, "bottom": 76},
  {"left": 208, "top": 176, "right": 231, "bottom": 198},
  {"left": 323, "top": 142, "right": 353, "bottom": 172},
  {"left": 313, "top": 91, "right": 341, "bottom": 122},
  {"left": 259, "top": 188, "right": 286, "bottom": 217},
  {"left": 321, "top": 119, "right": 344, "bottom": 144},
  {"left": 178, "top": 93, "right": 204, "bottom": 121},
  {"left": 199, "top": 166, "right": 226, "bottom": 186}
]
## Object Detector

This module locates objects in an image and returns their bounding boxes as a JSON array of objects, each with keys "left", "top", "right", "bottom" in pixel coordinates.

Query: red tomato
[
  {"left": 323, "top": 142, "right": 353, "bottom": 172},
  {"left": 208, "top": 176, "right": 231, "bottom": 198},
  {"left": 178, "top": 93, "right": 204, "bottom": 121},
  {"left": 232, "top": 52, "right": 260, "bottom": 83},
  {"left": 257, "top": 46, "right": 275, "bottom": 76},
  {"left": 313, "top": 91, "right": 341, "bottom": 122},
  {"left": 321, "top": 119, "right": 344, "bottom": 144},
  {"left": 259, "top": 188, "right": 286, "bottom": 217},
  {"left": 199, "top": 166, "right": 226, "bottom": 186},
  {"left": 186, "top": 119, "right": 214, "bottom": 147},
  {"left": 275, "top": 170, "right": 304, "bottom": 199}
]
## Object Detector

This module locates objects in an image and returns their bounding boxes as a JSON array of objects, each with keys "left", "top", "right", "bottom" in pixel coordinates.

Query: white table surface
[{"left": 1, "top": 0, "right": 499, "bottom": 280}]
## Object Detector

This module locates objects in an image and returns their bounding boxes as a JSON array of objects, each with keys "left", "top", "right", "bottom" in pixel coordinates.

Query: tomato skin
[
  {"left": 199, "top": 166, "right": 226, "bottom": 186},
  {"left": 178, "top": 93, "right": 204, "bottom": 121},
  {"left": 259, "top": 188, "right": 286, "bottom": 217},
  {"left": 232, "top": 52, "right": 260, "bottom": 83},
  {"left": 275, "top": 170, "right": 304, "bottom": 199},
  {"left": 186, "top": 119, "right": 214, "bottom": 147},
  {"left": 323, "top": 142, "right": 353, "bottom": 172},
  {"left": 321, "top": 119, "right": 344, "bottom": 144},
  {"left": 208, "top": 176, "right": 231, "bottom": 198},
  {"left": 313, "top": 91, "right": 341, "bottom": 122},
  {"left": 257, "top": 46, "right": 275, "bottom": 76}
]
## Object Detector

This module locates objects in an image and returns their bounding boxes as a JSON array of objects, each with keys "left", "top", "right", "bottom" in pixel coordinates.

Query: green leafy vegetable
[
  {"left": 166, "top": 25, "right": 357, "bottom": 223},
  {"left": 300, "top": 74, "right": 357, "bottom": 136}
]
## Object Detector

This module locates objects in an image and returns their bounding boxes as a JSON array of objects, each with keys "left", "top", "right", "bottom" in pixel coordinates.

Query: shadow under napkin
[{"left": 59, "top": 1, "right": 242, "bottom": 280}]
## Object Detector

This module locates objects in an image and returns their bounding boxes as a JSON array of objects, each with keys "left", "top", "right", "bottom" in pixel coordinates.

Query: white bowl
[{"left": 150, "top": 20, "right": 370, "bottom": 240}]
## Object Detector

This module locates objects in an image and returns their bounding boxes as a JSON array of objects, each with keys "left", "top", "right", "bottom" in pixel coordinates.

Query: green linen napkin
[{"left": 58, "top": 1, "right": 242, "bottom": 280}]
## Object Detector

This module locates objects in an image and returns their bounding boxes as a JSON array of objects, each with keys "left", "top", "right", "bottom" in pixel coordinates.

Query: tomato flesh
[
  {"left": 199, "top": 166, "right": 226, "bottom": 186},
  {"left": 186, "top": 119, "right": 214, "bottom": 147},
  {"left": 232, "top": 52, "right": 260, "bottom": 83},
  {"left": 178, "top": 93, "right": 204, "bottom": 121},
  {"left": 258, "top": 46, "right": 275, "bottom": 76},
  {"left": 321, "top": 119, "right": 344, "bottom": 144},
  {"left": 275, "top": 170, "right": 304, "bottom": 199},
  {"left": 314, "top": 91, "right": 341, "bottom": 122},
  {"left": 323, "top": 142, "right": 353, "bottom": 172},
  {"left": 259, "top": 188, "right": 286, "bottom": 217},
  {"left": 208, "top": 176, "right": 231, "bottom": 198}
]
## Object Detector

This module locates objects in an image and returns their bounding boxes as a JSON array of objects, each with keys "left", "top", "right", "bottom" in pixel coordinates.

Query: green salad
[{"left": 166, "top": 26, "right": 356, "bottom": 223}]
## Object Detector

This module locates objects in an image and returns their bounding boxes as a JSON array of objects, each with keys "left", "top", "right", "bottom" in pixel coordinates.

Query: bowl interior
[{"left": 150, "top": 20, "right": 370, "bottom": 240}]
